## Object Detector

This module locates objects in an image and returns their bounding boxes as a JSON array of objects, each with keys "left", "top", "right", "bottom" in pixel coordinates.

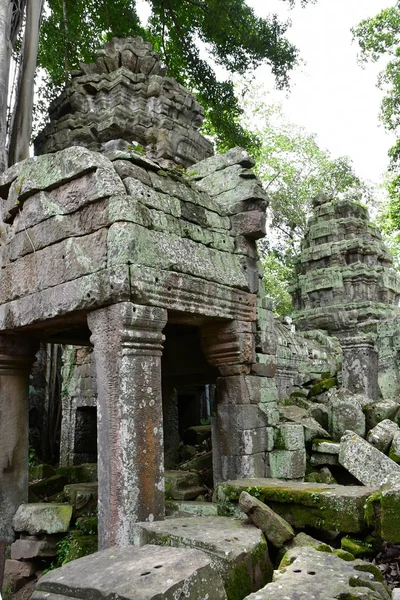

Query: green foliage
[
  {"left": 238, "top": 84, "right": 372, "bottom": 315},
  {"left": 28, "top": 446, "right": 38, "bottom": 467},
  {"left": 37, "top": 0, "right": 315, "bottom": 150},
  {"left": 260, "top": 249, "right": 294, "bottom": 316}
]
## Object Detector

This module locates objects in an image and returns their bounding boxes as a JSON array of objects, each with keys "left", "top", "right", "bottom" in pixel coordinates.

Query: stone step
[
  {"left": 132, "top": 516, "right": 272, "bottom": 600},
  {"left": 32, "top": 544, "right": 227, "bottom": 600},
  {"left": 216, "top": 478, "right": 378, "bottom": 534},
  {"left": 166, "top": 500, "right": 219, "bottom": 518}
]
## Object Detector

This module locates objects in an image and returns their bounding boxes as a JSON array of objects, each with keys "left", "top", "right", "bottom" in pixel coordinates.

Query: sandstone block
[
  {"left": 367, "top": 419, "right": 399, "bottom": 453},
  {"left": 328, "top": 397, "right": 366, "bottom": 441},
  {"left": 165, "top": 470, "right": 206, "bottom": 500},
  {"left": 274, "top": 423, "right": 305, "bottom": 451},
  {"left": 311, "top": 440, "right": 340, "bottom": 454},
  {"left": 216, "top": 478, "right": 376, "bottom": 534},
  {"left": 131, "top": 516, "right": 271, "bottom": 600},
  {"left": 339, "top": 430, "right": 400, "bottom": 486},
  {"left": 11, "top": 536, "right": 59, "bottom": 559},
  {"left": 239, "top": 491, "right": 294, "bottom": 548},
  {"left": 244, "top": 547, "right": 390, "bottom": 600},
  {"left": 32, "top": 545, "right": 227, "bottom": 600},
  {"left": 389, "top": 429, "right": 400, "bottom": 463},
  {"left": 4, "top": 559, "right": 36, "bottom": 592},
  {"left": 365, "top": 399, "right": 400, "bottom": 430},
  {"left": 12, "top": 504, "right": 72, "bottom": 535},
  {"left": 269, "top": 449, "right": 306, "bottom": 479}
]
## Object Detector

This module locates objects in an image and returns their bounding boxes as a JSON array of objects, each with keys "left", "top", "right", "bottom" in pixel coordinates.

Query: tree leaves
[{"left": 36, "top": 0, "right": 312, "bottom": 150}]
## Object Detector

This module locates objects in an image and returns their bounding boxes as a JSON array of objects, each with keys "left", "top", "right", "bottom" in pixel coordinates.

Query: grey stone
[
  {"left": 389, "top": 429, "right": 400, "bottom": 463},
  {"left": 132, "top": 516, "right": 272, "bottom": 600},
  {"left": 310, "top": 452, "right": 339, "bottom": 467},
  {"left": 269, "top": 449, "right": 306, "bottom": 479},
  {"left": 367, "top": 419, "right": 399, "bottom": 453},
  {"left": 32, "top": 544, "right": 227, "bottom": 600},
  {"left": 279, "top": 405, "right": 330, "bottom": 443},
  {"left": 339, "top": 430, "right": 400, "bottom": 486},
  {"left": 11, "top": 536, "right": 59, "bottom": 559},
  {"left": 244, "top": 547, "right": 390, "bottom": 600},
  {"left": 216, "top": 478, "right": 377, "bottom": 533},
  {"left": 165, "top": 470, "right": 207, "bottom": 501},
  {"left": 12, "top": 503, "right": 72, "bottom": 535},
  {"left": 311, "top": 440, "right": 340, "bottom": 454},
  {"left": 3, "top": 559, "right": 36, "bottom": 592},
  {"left": 274, "top": 423, "right": 305, "bottom": 451},
  {"left": 364, "top": 399, "right": 400, "bottom": 430},
  {"left": 239, "top": 491, "right": 294, "bottom": 548},
  {"left": 328, "top": 397, "right": 366, "bottom": 441}
]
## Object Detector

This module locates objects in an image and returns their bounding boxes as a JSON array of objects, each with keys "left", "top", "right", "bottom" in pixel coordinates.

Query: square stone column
[
  {"left": 0, "top": 336, "right": 37, "bottom": 544},
  {"left": 87, "top": 303, "right": 167, "bottom": 549},
  {"left": 341, "top": 335, "right": 378, "bottom": 400}
]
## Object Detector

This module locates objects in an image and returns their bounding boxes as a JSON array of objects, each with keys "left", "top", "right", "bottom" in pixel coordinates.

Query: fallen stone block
[
  {"left": 328, "top": 397, "right": 366, "bottom": 441},
  {"left": 310, "top": 452, "right": 338, "bottom": 467},
  {"left": 243, "top": 547, "right": 390, "bottom": 600},
  {"left": 367, "top": 419, "right": 399, "bottom": 453},
  {"left": 63, "top": 482, "right": 98, "bottom": 516},
  {"left": 239, "top": 491, "right": 294, "bottom": 548},
  {"left": 390, "top": 429, "right": 400, "bottom": 463},
  {"left": 339, "top": 430, "right": 400, "bottom": 486},
  {"left": 274, "top": 423, "right": 305, "bottom": 451},
  {"left": 11, "top": 535, "right": 60, "bottom": 559},
  {"left": 311, "top": 440, "right": 340, "bottom": 454},
  {"left": 131, "top": 516, "right": 272, "bottom": 600},
  {"left": 364, "top": 399, "right": 400, "bottom": 431},
  {"left": 12, "top": 503, "right": 72, "bottom": 535},
  {"left": 279, "top": 405, "right": 330, "bottom": 442},
  {"left": 32, "top": 544, "right": 227, "bottom": 600},
  {"left": 269, "top": 449, "right": 306, "bottom": 479},
  {"left": 165, "top": 470, "right": 207, "bottom": 500},
  {"left": 216, "top": 478, "right": 377, "bottom": 533},
  {"left": 4, "top": 559, "right": 36, "bottom": 592}
]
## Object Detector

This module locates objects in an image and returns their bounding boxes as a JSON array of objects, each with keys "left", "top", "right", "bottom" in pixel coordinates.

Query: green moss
[
  {"left": 225, "top": 563, "right": 251, "bottom": 600},
  {"left": 315, "top": 544, "right": 333, "bottom": 553},
  {"left": 308, "top": 377, "right": 337, "bottom": 398},
  {"left": 341, "top": 537, "right": 375, "bottom": 558},
  {"left": 333, "top": 549, "right": 355, "bottom": 561},
  {"left": 364, "top": 492, "right": 382, "bottom": 530},
  {"left": 353, "top": 563, "right": 384, "bottom": 583}
]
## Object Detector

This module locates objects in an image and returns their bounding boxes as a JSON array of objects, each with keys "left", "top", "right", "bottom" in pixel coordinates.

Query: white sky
[
  {"left": 137, "top": 0, "right": 395, "bottom": 183},
  {"left": 246, "top": 0, "right": 396, "bottom": 183}
]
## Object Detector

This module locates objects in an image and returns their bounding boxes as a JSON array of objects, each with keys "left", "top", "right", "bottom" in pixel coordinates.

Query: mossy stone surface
[
  {"left": 216, "top": 478, "right": 377, "bottom": 533},
  {"left": 341, "top": 537, "right": 375, "bottom": 558}
]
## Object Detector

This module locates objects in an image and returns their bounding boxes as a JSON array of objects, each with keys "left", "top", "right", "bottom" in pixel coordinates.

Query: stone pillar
[
  {"left": 0, "top": 336, "right": 37, "bottom": 544},
  {"left": 87, "top": 303, "right": 167, "bottom": 549},
  {"left": 341, "top": 335, "right": 378, "bottom": 400},
  {"left": 201, "top": 320, "right": 277, "bottom": 484}
]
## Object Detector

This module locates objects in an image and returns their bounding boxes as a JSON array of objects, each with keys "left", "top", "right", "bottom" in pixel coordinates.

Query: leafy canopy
[
  {"left": 37, "top": 0, "right": 315, "bottom": 150},
  {"left": 238, "top": 82, "right": 373, "bottom": 314},
  {"left": 352, "top": 4, "right": 400, "bottom": 232}
]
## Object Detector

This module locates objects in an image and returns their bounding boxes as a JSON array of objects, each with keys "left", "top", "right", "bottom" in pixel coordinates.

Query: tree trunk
[
  {"left": 0, "top": 1, "right": 13, "bottom": 172},
  {"left": 8, "top": 0, "right": 43, "bottom": 166}
]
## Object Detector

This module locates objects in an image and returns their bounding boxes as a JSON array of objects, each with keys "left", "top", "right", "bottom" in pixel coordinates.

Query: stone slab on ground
[
  {"left": 32, "top": 544, "right": 227, "bottom": 600},
  {"left": 11, "top": 536, "right": 59, "bottom": 559},
  {"left": 216, "top": 478, "right": 377, "bottom": 533},
  {"left": 239, "top": 491, "right": 294, "bottom": 548},
  {"left": 339, "top": 430, "right": 400, "bottom": 486},
  {"left": 12, "top": 503, "right": 72, "bottom": 535},
  {"left": 244, "top": 547, "right": 390, "bottom": 600},
  {"left": 132, "top": 516, "right": 272, "bottom": 600}
]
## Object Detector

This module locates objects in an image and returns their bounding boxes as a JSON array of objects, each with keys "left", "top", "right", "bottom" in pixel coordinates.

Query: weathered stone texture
[
  {"left": 32, "top": 545, "right": 228, "bottom": 600},
  {"left": 34, "top": 37, "right": 213, "bottom": 168},
  {"left": 244, "top": 547, "right": 390, "bottom": 600},
  {"left": 339, "top": 431, "right": 400, "bottom": 486}
]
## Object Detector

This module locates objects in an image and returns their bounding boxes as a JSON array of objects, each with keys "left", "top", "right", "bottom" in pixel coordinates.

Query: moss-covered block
[
  {"left": 341, "top": 537, "right": 375, "bottom": 558},
  {"left": 29, "top": 464, "right": 56, "bottom": 481},
  {"left": 308, "top": 377, "right": 337, "bottom": 398},
  {"left": 132, "top": 516, "right": 272, "bottom": 600},
  {"left": 380, "top": 489, "right": 400, "bottom": 543},
  {"left": 29, "top": 475, "right": 68, "bottom": 499},
  {"left": 216, "top": 479, "right": 377, "bottom": 533},
  {"left": 60, "top": 530, "right": 98, "bottom": 564}
]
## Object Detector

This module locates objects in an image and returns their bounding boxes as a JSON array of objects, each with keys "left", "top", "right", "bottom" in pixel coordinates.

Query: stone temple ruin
[{"left": 2, "top": 36, "right": 400, "bottom": 600}]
